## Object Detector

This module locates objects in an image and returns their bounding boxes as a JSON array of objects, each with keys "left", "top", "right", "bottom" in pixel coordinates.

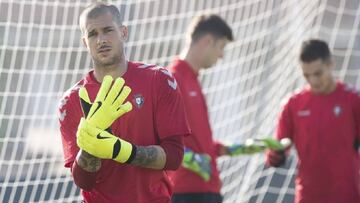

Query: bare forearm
[
  {"left": 76, "top": 150, "right": 101, "bottom": 172},
  {"left": 130, "top": 145, "right": 166, "bottom": 169}
]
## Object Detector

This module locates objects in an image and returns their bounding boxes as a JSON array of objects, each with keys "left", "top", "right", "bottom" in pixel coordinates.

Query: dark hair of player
[
  {"left": 300, "top": 39, "right": 331, "bottom": 63},
  {"left": 187, "top": 14, "right": 234, "bottom": 42}
]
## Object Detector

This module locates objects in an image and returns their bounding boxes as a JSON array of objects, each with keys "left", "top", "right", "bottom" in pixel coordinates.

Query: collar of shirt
[
  {"left": 172, "top": 58, "right": 199, "bottom": 79},
  {"left": 84, "top": 61, "right": 135, "bottom": 85}
]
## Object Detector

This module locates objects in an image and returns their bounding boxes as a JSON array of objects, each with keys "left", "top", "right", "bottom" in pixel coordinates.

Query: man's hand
[
  {"left": 265, "top": 138, "right": 292, "bottom": 167},
  {"left": 265, "top": 150, "right": 287, "bottom": 167},
  {"left": 182, "top": 148, "right": 211, "bottom": 182},
  {"left": 79, "top": 75, "right": 132, "bottom": 130},
  {"left": 77, "top": 118, "right": 136, "bottom": 163}
]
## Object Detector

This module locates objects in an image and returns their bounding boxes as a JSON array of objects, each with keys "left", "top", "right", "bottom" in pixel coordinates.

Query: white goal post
[{"left": 0, "top": 0, "right": 359, "bottom": 202}]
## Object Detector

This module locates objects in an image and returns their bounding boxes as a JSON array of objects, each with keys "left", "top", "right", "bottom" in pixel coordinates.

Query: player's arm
[
  {"left": 130, "top": 146, "right": 166, "bottom": 169},
  {"left": 147, "top": 67, "right": 190, "bottom": 169},
  {"left": 216, "top": 141, "right": 264, "bottom": 156},
  {"left": 71, "top": 75, "right": 133, "bottom": 190},
  {"left": 75, "top": 150, "right": 101, "bottom": 172},
  {"left": 71, "top": 150, "right": 100, "bottom": 191},
  {"left": 71, "top": 133, "right": 183, "bottom": 191},
  {"left": 216, "top": 138, "right": 290, "bottom": 157},
  {"left": 214, "top": 141, "right": 228, "bottom": 156},
  {"left": 352, "top": 88, "right": 360, "bottom": 151},
  {"left": 128, "top": 66, "right": 190, "bottom": 170},
  {"left": 131, "top": 135, "right": 184, "bottom": 170},
  {"left": 77, "top": 118, "right": 184, "bottom": 169},
  {"left": 266, "top": 99, "right": 294, "bottom": 167}
]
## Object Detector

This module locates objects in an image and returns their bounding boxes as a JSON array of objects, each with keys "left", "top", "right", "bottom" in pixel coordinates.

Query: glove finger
[
  {"left": 107, "top": 77, "right": 125, "bottom": 105},
  {"left": 77, "top": 127, "right": 92, "bottom": 142},
  {"left": 77, "top": 130, "right": 97, "bottom": 151},
  {"left": 79, "top": 87, "right": 92, "bottom": 117},
  {"left": 95, "top": 75, "right": 113, "bottom": 102},
  {"left": 115, "top": 102, "right": 133, "bottom": 117},
  {"left": 79, "top": 140, "right": 97, "bottom": 157},
  {"left": 81, "top": 119, "right": 101, "bottom": 137},
  {"left": 77, "top": 131, "right": 89, "bottom": 150},
  {"left": 76, "top": 136, "right": 83, "bottom": 149},
  {"left": 77, "top": 118, "right": 87, "bottom": 132},
  {"left": 113, "top": 85, "right": 131, "bottom": 108},
  {"left": 87, "top": 76, "right": 113, "bottom": 119}
]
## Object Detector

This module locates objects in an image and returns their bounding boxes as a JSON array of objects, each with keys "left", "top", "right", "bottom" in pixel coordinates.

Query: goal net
[{"left": 1, "top": 0, "right": 359, "bottom": 202}]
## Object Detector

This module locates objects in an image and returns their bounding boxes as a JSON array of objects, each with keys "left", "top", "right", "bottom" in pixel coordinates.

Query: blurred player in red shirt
[
  {"left": 58, "top": 3, "right": 190, "bottom": 203},
  {"left": 168, "top": 14, "right": 235, "bottom": 203},
  {"left": 266, "top": 39, "right": 360, "bottom": 203}
]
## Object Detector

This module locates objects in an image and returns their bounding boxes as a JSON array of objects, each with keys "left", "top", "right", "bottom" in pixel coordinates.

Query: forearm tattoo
[
  {"left": 131, "top": 146, "right": 158, "bottom": 167},
  {"left": 76, "top": 150, "right": 101, "bottom": 172}
]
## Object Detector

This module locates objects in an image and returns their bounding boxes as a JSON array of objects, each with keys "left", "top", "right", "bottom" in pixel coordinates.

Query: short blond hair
[{"left": 79, "top": 2, "right": 123, "bottom": 34}]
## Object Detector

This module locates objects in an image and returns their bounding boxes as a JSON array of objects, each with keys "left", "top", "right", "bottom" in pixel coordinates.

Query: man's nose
[
  {"left": 97, "top": 34, "right": 106, "bottom": 45},
  {"left": 308, "top": 76, "right": 319, "bottom": 85}
]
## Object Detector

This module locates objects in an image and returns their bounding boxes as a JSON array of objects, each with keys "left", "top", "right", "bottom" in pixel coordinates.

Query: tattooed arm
[
  {"left": 75, "top": 135, "right": 183, "bottom": 173},
  {"left": 130, "top": 135, "right": 184, "bottom": 170},
  {"left": 71, "top": 150, "right": 100, "bottom": 190},
  {"left": 76, "top": 150, "right": 101, "bottom": 172},
  {"left": 131, "top": 146, "right": 166, "bottom": 169}
]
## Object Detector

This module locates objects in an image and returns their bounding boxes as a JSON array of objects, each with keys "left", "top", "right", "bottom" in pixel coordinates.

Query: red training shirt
[
  {"left": 276, "top": 81, "right": 360, "bottom": 203},
  {"left": 167, "top": 59, "right": 222, "bottom": 194},
  {"left": 58, "top": 61, "right": 190, "bottom": 203}
]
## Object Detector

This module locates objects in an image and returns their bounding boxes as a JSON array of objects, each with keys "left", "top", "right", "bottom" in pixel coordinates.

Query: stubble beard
[{"left": 93, "top": 52, "right": 122, "bottom": 68}]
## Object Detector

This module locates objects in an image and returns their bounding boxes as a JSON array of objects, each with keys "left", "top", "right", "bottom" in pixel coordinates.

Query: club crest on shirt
[
  {"left": 133, "top": 94, "right": 145, "bottom": 109},
  {"left": 333, "top": 105, "right": 342, "bottom": 117}
]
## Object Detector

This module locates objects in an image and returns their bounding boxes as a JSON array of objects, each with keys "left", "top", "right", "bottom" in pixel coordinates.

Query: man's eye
[
  {"left": 314, "top": 72, "right": 322, "bottom": 77},
  {"left": 88, "top": 32, "right": 95, "bottom": 37}
]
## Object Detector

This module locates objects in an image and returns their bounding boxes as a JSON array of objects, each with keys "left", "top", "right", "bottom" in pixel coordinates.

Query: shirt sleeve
[
  {"left": 71, "top": 160, "right": 97, "bottom": 191},
  {"left": 213, "top": 140, "right": 226, "bottom": 156},
  {"left": 276, "top": 98, "right": 294, "bottom": 140},
  {"left": 58, "top": 90, "right": 82, "bottom": 168},
  {"left": 351, "top": 89, "right": 360, "bottom": 143},
  {"left": 160, "top": 135, "right": 184, "bottom": 170},
  {"left": 153, "top": 68, "right": 191, "bottom": 139}
]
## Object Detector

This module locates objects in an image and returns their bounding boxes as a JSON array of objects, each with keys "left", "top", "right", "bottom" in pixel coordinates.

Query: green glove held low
[{"left": 182, "top": 148, "right": 211, "bottom": 182}]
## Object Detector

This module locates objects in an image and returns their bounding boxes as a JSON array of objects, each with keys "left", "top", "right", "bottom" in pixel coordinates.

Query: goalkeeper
[
  {"left": 266, "top": 39, "right": 360, "bottom": 203},
  {"left": 58, "top": 3, "right": 190, "bottom": 203},
  {"left": 167, "top": 14, "right": 264, "bottom": 203}
]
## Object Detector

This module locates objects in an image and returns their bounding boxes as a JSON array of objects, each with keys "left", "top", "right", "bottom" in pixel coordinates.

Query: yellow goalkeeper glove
[
  {"left": 79, "top": 75, "right": 132, "bottom": 130},
  {"left": 77, "top": 118, "right": 136, "bottom": 163}
]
